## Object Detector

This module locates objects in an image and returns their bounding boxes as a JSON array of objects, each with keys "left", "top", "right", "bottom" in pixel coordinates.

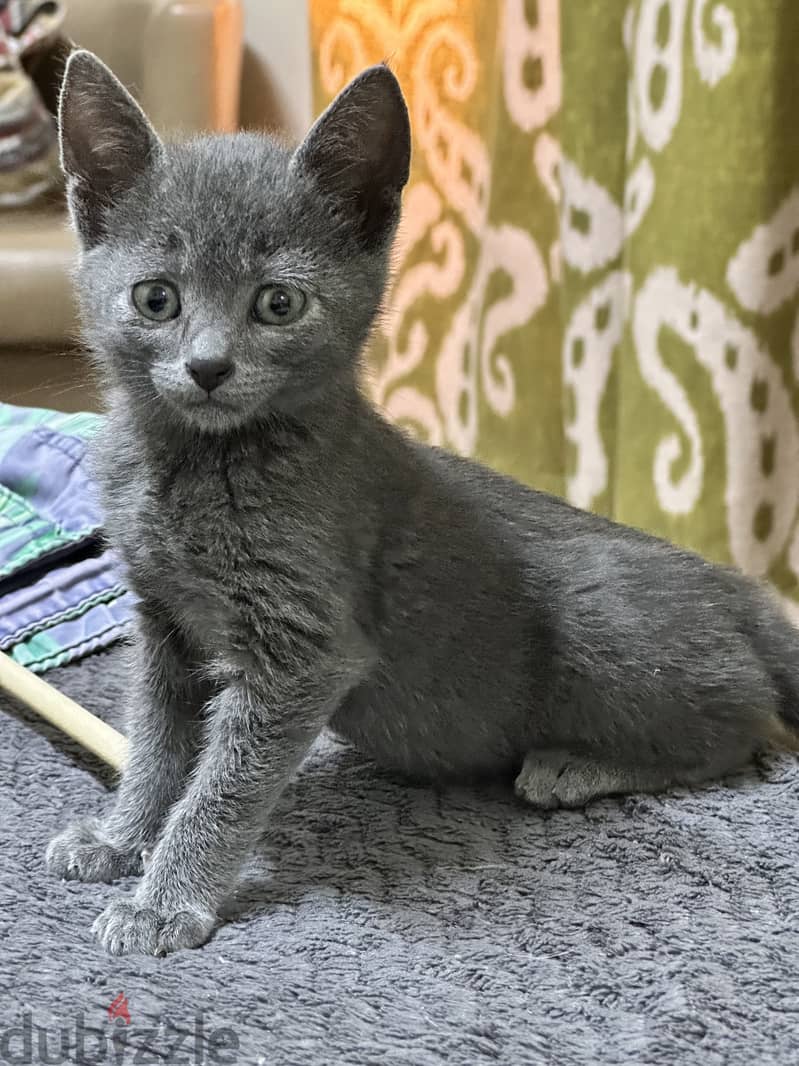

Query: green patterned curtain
[{"left": 310, "top": 0, "right": 799, "bottom": 617}]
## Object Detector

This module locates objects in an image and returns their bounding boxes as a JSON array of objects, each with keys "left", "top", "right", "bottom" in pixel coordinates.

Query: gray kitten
[{"left": 47, "top": 50, "right": 799, "bottom": 957}]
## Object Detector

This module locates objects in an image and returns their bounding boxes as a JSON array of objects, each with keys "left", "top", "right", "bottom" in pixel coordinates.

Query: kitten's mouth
[
  {"left": 166, "top": 390, "right": 252, "bottom": 432},
  {"left": 177, "top": 388, "right": 246, "bottom": 416},
  {"left": 186, "top": 394, "right": 235, "bottom": 409}
]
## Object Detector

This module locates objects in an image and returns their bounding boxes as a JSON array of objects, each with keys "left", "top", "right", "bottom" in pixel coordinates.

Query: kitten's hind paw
[
  {"left": 46, "top": 818, "right": 144, "bottom": 883},
  {"left": 515, "top": 749, "right": 671, "bottom": 808},
  {"left": 514, "top": 751, "right": 566, "bottom": 809}
]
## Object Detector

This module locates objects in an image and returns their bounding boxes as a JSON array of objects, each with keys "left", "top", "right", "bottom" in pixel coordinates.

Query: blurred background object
[
  {"left": 240, "top": 0, "right": 311, "bottom": 142},
  {"left": 0, "top": 0, "right": 65, "bottom": 209}
]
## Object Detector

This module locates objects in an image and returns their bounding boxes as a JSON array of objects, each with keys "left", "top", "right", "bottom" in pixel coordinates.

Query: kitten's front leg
[
  {"left": 46, "top": 609, "right": 206, "bottom": 882},
  {"left": 92, "top": 672, "right": 349, "bottom": 955}
]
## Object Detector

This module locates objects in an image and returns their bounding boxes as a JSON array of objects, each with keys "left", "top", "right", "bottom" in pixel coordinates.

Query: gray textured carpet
[{"left": 2, "top": 647, "right": 799, "bottom": 1065}]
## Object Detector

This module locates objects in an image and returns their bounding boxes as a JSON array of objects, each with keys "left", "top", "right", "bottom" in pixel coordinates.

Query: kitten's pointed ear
[
  {"left": 292, "top": 65, "right": 411, "bottom": 247},
  {"left": 59, "top": 49, "right": 162, "bottom": 247}
]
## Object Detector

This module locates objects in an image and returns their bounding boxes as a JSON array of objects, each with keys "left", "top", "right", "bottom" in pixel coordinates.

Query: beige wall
[{"left": 240, "top": 0, "right": 313, "bottom": 141}]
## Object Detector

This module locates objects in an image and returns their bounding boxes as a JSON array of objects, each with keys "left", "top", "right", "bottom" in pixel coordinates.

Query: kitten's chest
[{"left": 103, "top": 448, "right": 300, "bottom": 639}]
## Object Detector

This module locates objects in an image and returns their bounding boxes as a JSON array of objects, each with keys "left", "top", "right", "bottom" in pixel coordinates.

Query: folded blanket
[{"left": 0, "top": 402, "right": 136, "bottom": 671}]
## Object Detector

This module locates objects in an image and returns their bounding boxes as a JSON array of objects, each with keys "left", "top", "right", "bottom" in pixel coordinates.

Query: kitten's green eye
[
  {"left": 132, "top": 279, "right": 181, "bottom": 322},
  {"left": 253, "top": 285, "right": 307, "bottom": 326}
]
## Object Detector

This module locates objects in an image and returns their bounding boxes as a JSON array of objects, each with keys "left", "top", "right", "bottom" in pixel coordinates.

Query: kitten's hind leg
[{"left": 514, "top": 749, "right": 677, "bottom": 809}]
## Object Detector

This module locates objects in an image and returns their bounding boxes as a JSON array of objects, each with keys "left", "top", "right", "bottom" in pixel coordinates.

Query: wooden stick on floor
[{"left": 0, "top": 649, "right": 127, "bottom": 771}]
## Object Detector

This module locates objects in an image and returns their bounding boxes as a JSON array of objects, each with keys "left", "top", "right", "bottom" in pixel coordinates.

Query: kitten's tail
[{"left": 744, "top": 585, "right": 799, "bottom": 750}]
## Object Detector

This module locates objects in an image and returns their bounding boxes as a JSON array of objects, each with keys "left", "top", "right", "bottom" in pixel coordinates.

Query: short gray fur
[{"left": 47, "top": 50, "right": 799, "bottom": 957}]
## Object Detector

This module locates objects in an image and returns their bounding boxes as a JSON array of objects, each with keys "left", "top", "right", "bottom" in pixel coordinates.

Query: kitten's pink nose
[{"left": 186, "top": 357, "right": 233, "bottom": 394}]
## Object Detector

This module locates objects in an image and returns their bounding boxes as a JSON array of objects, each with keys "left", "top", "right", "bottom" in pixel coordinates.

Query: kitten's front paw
[
  {"left": 93, "top": 896, "right": 216, "bottom": 956},
  {"left": 46, "top": 819, "right": 143, "bottom": 883}
]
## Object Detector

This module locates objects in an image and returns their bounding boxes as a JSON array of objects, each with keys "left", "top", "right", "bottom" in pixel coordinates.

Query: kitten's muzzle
[{"left": 185, "top": 356, "right": 234, "bottom": 394}]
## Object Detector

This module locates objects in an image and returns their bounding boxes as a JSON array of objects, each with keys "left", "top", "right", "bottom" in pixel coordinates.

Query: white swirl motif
[
  {"left": 726, "top": 187, "right": 799, "bottom": 315},
  {"left": 436, "top": 225, "right": 548, "bottom": 455},
  {"left": 563, "top": 271, "right": 632, "bottom": 510},
  {"left": 560, "top": 158, "right": 624, "bottom": 275},
  {"left": 412, "top": 21, "right": 489, "bottom": 235},
  {"left": 634, "top": 268, "right": 706, "bottom": 515},
  {"left": 533, "top": 131, "right": 561, "bottom": 204},
  {"left": 634, "top": 0, "right": 689, "bottom": 153},
  {"left": 318, "top": 16, "right": 368, "bottom": 96},
  {"left": 374, "top": 184, "right": 465, "bottom": 446},
  {"left": 635, "top": 268, "right": 799, "bottom": 576},
  {"left": 691, "top": 0, "right": 738, "bottom": 87},
  {"left": 502, "top": 0, "right": 561, "bottom": 134},
  {"left": 624, "top": 157, "right": 656, "bottom": 236}
]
